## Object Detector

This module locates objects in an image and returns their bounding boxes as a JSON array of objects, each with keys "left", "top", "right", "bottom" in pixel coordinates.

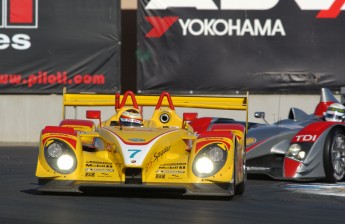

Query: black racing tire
[
  {"left": 235, "top": 174, "right": 246, "bottom": 195},
  {"left": 233, "top": 139, "right": 246, "bottom": 195},
  {"left": 323, "top": 127, "right": 345, "bottom": 183},
  {"left": 235, "top": 157, "right": 246, "bottom": 195}
]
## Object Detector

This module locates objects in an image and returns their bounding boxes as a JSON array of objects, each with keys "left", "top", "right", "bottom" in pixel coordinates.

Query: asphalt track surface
[{"left": 1, "top": 147, "right": 345, "bottom": 224}]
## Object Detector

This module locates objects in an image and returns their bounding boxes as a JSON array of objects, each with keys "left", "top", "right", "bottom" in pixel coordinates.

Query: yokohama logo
[
  {"left": 145, "top": 16, "right": 179, "bottom": 38},
  {"left": 146, "top": 17, "right": 285, "bottom": 38},
  {"left": 0, "top": 0, "right": 38, "bottom": 29}
]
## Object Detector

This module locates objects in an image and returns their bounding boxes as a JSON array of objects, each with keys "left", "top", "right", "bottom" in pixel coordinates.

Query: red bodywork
[
  {"left": 283, "top": 122, "right": 336, "bottom": 178},
  {"left": 42, "top": 126, "right": 77, "bottom": 149}
]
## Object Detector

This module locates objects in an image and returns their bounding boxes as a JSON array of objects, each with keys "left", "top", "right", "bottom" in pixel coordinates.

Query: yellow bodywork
[{"left": 36, "top": 89, "right": 248, "bottom": 196}]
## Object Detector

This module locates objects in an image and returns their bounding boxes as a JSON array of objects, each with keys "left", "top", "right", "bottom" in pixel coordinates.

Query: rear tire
[{"left": 323, "top": 127, "right": 345, "bottom": 183}]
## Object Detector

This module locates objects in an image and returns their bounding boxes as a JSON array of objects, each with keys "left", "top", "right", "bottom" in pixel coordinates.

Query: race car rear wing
[{"left": 62, "top": 87, "right": 249, "bottom": 132}]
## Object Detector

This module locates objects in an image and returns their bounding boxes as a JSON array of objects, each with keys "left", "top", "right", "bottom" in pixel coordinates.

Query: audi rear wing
[{"left": 62, "top": 87, "right": 249, "bottom": 132}]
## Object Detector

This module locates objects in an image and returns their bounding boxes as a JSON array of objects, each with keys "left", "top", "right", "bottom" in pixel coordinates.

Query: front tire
[
  {"left": 235, "top": 169, "right": 246, "bottom": 195},
  {"left": 323, "top": 127, "right": 345, "bottom": 183},
  {"left": 234, "top": 139, "right": 246, "bottom": 195}
]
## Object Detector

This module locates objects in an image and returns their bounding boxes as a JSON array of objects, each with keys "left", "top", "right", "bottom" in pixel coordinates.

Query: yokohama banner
[
  {"left": 0, "top": 0, "right": 120, "bottom": 94},
  {"left": 138, "top": 0, "right": 345, "bottom": 94}
]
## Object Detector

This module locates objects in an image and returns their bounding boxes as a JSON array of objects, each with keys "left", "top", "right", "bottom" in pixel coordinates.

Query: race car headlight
[
  {"left": 286, "top": 143, "right": 312, "bottom": 162},
  {"left": 47, "top": 142, "right": 63, "bottom": 158},
  {"left": 44, "top": 139, "right": 77, "bottom": 174},
  {"left": 195, "top": 157, "right": 214, "bottom": 174},
  {"left": 193, "top": 143, "right": 227, "bottom": 178},
  {"left": 287, "top": 144, "right": 301, "bottom": 157},
  {"left": 57, "top": 155, "right": 75, "bottom": 171},
  {"left": 208, "top": 146, "right": 224, "bottom": 162}
]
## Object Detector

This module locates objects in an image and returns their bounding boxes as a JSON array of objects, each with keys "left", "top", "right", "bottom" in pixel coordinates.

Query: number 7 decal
[{"left": 128, "top": 149, "right": 141, "bottom": 158}]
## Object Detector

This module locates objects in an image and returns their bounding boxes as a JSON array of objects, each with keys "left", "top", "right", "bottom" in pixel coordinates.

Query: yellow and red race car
[{"left": 36, "top": 89, "right": 248, "bottom": 198}]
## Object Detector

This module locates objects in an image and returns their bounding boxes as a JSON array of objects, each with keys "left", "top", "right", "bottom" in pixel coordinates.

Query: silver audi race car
[{"left": 190, "top": 88, "right": 345, "bottom": 183}]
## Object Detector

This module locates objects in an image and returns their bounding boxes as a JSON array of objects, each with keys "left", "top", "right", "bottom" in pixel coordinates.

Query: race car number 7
[{"left": 128, "top": 149, "right": 141, "bottom": 158}]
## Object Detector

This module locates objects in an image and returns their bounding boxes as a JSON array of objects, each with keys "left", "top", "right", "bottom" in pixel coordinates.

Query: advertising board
[
  {"left": 0, "top": 0, "right": 121, "bottom": 93},
  {"left": 138, "top": 0, "right": 345, "bottom": 93}
]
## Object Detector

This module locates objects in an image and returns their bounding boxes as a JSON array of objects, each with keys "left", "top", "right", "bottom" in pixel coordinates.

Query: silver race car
[
  {"left": 190, "top": 88, "right": 345, "bottom": 183},
  {"left": 246, "top": 88, "right": 345, "bottom": 182}
]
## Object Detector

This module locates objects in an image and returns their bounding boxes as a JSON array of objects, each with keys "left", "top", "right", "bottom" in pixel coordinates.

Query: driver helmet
[
  {"left": 325, "top": 103, "right": 345, "bottom": 122},
  {"left": 119, "top": 109, "right": 143, "bottom": 127}
]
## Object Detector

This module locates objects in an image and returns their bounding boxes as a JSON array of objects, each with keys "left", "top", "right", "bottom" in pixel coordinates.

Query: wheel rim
[{"left": 331, "top": 133, "right": 345, "bottom": 179}]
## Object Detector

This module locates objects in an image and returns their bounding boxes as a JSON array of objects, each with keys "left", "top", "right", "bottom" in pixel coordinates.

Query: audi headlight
[
  {"left": 286, "top": 143, "right": 311, "bottom": 162},
  {"left": 44, "top": 139, "right": 77, "bottom": 174},
  {"left": 287, "top": 144, "right": 301, "bottom": 156},
  {"left": 193, "top": 143, "right": 227, "bottom": 178}
]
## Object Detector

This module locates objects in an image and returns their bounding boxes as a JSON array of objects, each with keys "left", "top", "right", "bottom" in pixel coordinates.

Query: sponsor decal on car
[
  {"left": 145, "top": 145, "right": 172, "bottom": 170},
  {"left": 128, "top": 138, "right": 146, "bottom": 142},
  {"left": 159, "top": 162, "right": 186, "bottom": 170},
  {"left": 85, "top": 172, "right": 95, "bottom": 177},
  {"left": 246, "top": 137, "right": 256, "bottom": 146},
  {"left": 168, "top": 174, "right": 183, "bottom": 179},
  {"left": 106, "top": 143, "right": 113, "bottom": 152},
  {"left": 85, "top": 168, "right": 114, "bottom": 172},
  {"left": 293, "top": 134, "right": 318, "bottom": 142},
  {"left": 156, "top": 170, "right": 186, "bottom": 174},
  {"left": 156, "top": 174, "right": 166, "bottom": 179},
  {"left": 153, "top": 145, "right": 171, "bottom": 162},
  {"left": 85, "top": 161, "right": 113, "bottom": 168}
]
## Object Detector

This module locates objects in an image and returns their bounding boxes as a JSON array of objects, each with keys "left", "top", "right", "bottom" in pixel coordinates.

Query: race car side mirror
[
  {"left": 254, "top": 112, "right": 265, "bottom": 119},
  {"left": 254, "top": 112, "right": 269, "bottom": 125},
  {"left": 86, "top": 110, "right": 102, "bottom": 127}
]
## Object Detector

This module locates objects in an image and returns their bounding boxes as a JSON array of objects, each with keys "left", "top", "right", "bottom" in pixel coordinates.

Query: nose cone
[{"left": 283, "top": 157, "right": 302, "bottom": 178}]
